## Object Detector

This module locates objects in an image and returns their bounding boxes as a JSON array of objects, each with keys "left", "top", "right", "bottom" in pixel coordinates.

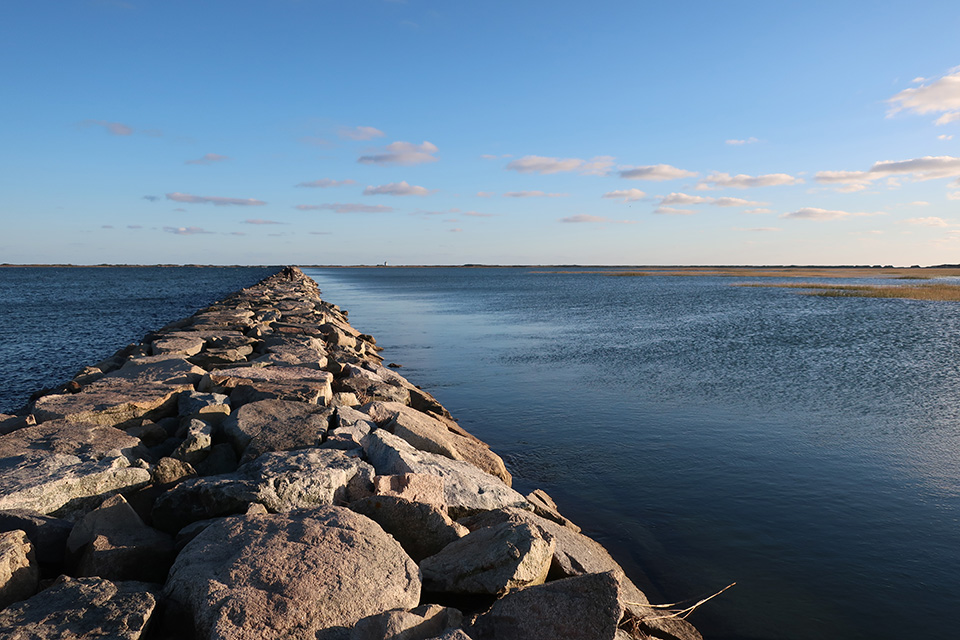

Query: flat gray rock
[
  {"left": 152, "top": 449, "right": 374, "bottom": 533},
  {"left": 0, "top": 576, "right": 157, "bottom": 640},
  {"left": 0, "top": 421, "right": 151, "bottom": 516},
  {"left": 221, "top": 399, "right": 332, "bottom": 459},
  {"left": 419, "top": 521, "right": 553, "bottom": 595},
  {"left": 32, "top": 377, "right": 190, "bottom": 429},
  {"left": 363, "top": 430, "right": 528, "bottom": 518},
  {"left": 165, "top": 508, "right": 420, "bottom": 640},
  {"left": 470, "top": 572, "right": 624, "bottom": 640}
]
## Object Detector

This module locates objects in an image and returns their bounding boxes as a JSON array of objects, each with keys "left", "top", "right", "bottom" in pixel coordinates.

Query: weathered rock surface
[
  {"left": 0, "top": 530, "right": 39, "bottom": 609},
  {"left": 470, "top": 571, "right": 624, "bottom": 640},
  {"left": 372, "top": 473, "right": 447, "bottom": 510},
  {"left": 350, "top": 496, "right": 467, "bottom": 562},
  {"left": 0, "top": 421, "right": 151, "bottom": 516},
  {"left": 0, "top": 576, "right": 157, "bottom": 639},
  {"left": 0, "top": 510, "right": 73, "bottom": 569},
  {"left": 32, "top": 376, "right": 190, "bottom": 429},
  {"left": 67, "top": 495, "right": 175, "bottom": 584},
  {"left": 152, "top": 449, "right": 374, "bottom": 533},
  {"left": 363, "top": 430, "right": 528, "bottom": 517},
  {"left": 420, "top": 521, "right": 554, "bottom": 595},
  {"left": 364, "top": 402, "right": 511, "bottom": 485},
  {"left": 200, "top": 366, "right": 333, "bottom": 403},
  {"left": 165, "top": 508, "right": 421, "bottom": 640},
  {"left": 350, "top": 605, "right": 463, "bottom": 640},
  {"left": 221, "top": 399, "right": 330, "bottom": 457},
  {"left": 171, "top": 418, "right": 214, "bottom": 465}
]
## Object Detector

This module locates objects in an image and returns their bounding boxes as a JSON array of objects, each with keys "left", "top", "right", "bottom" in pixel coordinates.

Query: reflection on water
[{"left": 305, "top": 267, "right": 960, "bottom": 640}]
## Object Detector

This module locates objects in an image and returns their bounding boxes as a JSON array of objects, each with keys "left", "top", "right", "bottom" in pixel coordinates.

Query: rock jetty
[{"left": 0, "top": 266, "right": 702, "bottom": 640}]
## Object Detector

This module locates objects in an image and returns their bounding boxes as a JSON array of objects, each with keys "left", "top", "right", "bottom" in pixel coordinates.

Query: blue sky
[{"left": 2, "top": 0, "right": 959, "bottom": 265}]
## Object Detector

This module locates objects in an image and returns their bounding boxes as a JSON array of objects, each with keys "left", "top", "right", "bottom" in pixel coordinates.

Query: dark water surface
[
  {"left": 0, "top": 266, "right": 276, "bottom": 413},
  {"left": 304, "top": 267, "right": 960, "bottom": 640}
]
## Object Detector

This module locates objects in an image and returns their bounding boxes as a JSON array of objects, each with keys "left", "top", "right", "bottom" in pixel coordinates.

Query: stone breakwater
[{"left": 0, "top": 266, "right": 702, "bottom": 640}]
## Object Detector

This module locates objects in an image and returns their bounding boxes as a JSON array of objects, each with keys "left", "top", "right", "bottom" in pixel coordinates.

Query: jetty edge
[{"left": 0, "top": 266, "right": 702, "bottom": 640}]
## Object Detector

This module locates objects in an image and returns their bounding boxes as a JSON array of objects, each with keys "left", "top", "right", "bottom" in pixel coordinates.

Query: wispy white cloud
[
  {"left": 243, "top": 219, "right": 285, "bottom": 225},
  {"left": 166, "top": 192, "right": 266, "bottom": 206},
  {"left": 295, "top": 203, "right": 394, "bottom": 213},
  {"left": 296, "top": 178, "right": 357, "bottom": 188},
  {"left": 654, "top": 206, "right": 695, "bottom": 215},
  {"left": 745, "top": 208, "right": 774, "bottom": 214},
  {"left": 80, "top": 119, "right": 134, "bottom": 136},
  {"left": 949, "top": 192, "right": 960, "bottom": 200},
  {"left": 657, "top": 193, "right": 767, "bottom": 208},
  {"left": 463, "top": 211, "right": 495, "bottom": 217},
  {"left": 940, "top": 134, "right": 955, "bottom": 141},
  {"left": 503, "top": 191, "right": 569, "bottom": 198},
  {"left": 619, "top": 164, "right": 697, "bottom": 181},
  {"left": 816, "top": 156, "right": 960, "bottom": 190},
  {"left": 888, "top": 68, "right": 960, "bottom": 126},
  {"left": 781, "top": 207, "right": 880, "bottom": 221},
  {"left": 661, "top": 193, "right": 713, "bottom": 206},
  {"left": 163, "top": 226, "right": 214, "bottom": 235},
  {"left": 476, "top": 191, "right": 495, "bottom": 197},
  {"left": 363, "top": 181, "right": 434, "bottom": 196},
  {"left": 559, "top": 214, "right": 636, "bottom": 224},
  {"left": 339, "top": 125, "right": 385, "bottom": 140},
  {"left": 186, "top": 153, "right": 229, "bottom": 165},
  {"left": 358, "top": 141, "right": 438, "bottom": 165},
  {"left": 695, "top": 172, "right": 802, "bottom": 190},
  {"left": 506, "top": 155, "right": 615, "bottom": 176},
  {"left": 726, "top": 137, "right": 759, "bottom": 145},
  {"left": 449, "top": 227, "right": 463, "bottom": 233},
  {"left": 733, "top": 227, "right": 780, "bottom": 232},
  {"left": 602, "top": 189, "right": 647, "bottom": 202},
  {"left": 901, "top": 217, "right": 950, "bottom": 227}
]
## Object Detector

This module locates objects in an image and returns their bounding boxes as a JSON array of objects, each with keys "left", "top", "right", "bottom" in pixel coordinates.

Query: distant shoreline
[{"left": 4, "top": 263, "right": 960, "bottom": 270}]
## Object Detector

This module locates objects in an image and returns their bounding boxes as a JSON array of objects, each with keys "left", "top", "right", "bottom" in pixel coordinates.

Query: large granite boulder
[
  {"left": 362, "top": 430, "right": 528, "bottom": 517},
  {"left": 220, "top": 399, "right": 332, "bottom": 462},
  {"left": 0, "top": 530, "right": 39, "bottom": 609},
  {"left": 469, "top": 572, "right": 624, "bottom": 640},
  {"left": 363, "top": 402, "right": 511, "bottom": 485},
  {"left": 419, "top": 522, "right": 553, "bottom": 595},
  {"left": 152, "top": 449, "right": 374, "bottom": 533},
  {"left": 0, "top": 421, "right": 151, "bottom": 516},
  {"left": 199, "top": 367, "right": 333, "bottom": 406},
  {"left": 0, "top": 576, "right": 157, "bottom": 639},
  {"left": 165, "top": 508, "right": 421, "bottom": 640}
]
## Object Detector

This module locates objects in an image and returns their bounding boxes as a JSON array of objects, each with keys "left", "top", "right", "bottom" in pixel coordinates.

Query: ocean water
[
  {"left": 303, "top": 267, "right": 960, "bottom": 640},
  {"left": 0, "top": 266, "right": 276, "bottom": 414}
]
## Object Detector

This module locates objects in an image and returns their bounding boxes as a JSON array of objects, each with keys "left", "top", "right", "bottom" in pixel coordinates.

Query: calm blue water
[
  {"left": 0, "top": 266, "right": 276, "bottom": 413},
  {"left": 304, "top": 267, "right": 960, "bottom": 640}
]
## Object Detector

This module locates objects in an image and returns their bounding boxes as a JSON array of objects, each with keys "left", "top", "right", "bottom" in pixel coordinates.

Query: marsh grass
[
  {"left": 531, "top": 267, "right": 960, "bottom": 279},
  {"left": 739, "top": 282, "right": 960, "bottom": 302}
]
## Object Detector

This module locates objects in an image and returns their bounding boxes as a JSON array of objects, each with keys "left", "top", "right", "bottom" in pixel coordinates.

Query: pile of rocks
[{"left": 0, "top": 267, "right": 702, "bottom": 640}]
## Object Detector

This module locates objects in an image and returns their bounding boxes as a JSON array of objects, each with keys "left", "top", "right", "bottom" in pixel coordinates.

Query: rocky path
[{"left": 0, "top": 267, "right": 702, "bottom": 640}]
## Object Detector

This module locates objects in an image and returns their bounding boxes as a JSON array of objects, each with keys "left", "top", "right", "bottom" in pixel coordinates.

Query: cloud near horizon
[
  {"left": 695, "top": 172, "right": 802, "bottom": 190},
  {"left": 781, "top": 207, "right": 880, "bottom": 221},
  {"left": 901, "top": 217, "right": 950, "bottom": 227},
  {"left": 618, "top": 164, "right": 697, "bottom": 181},
  {"left": 601, "top": 189, "right": 646, "bottom": 202},
  {"left": 296, "top": 178, "right": 357, "bottom": 188},
  {"left": 560, "top": 214, "right": 636, "bottom": 224},
  {"left": 506, "top": 155, "right": 615, "bottom": 176},
  {"left": 503, "top": 191, "right": 568, "bottom": 198},
  {"left": 243, "top": 219, "right": 285, "bottom": 225},
  {"left": 163, "top": 226, "right": 214, "bottom": 235},
  {"left": 659, "top": 193, "right": 768, "bottom": 207},
  {"left": 166, "top": 193, "right": 266, "bottom": 206},
  {"left": 186, "top": 153, "right": 229, "bottom": 165},
  {"left": 295, "top": 203, "right": 394, "bottom": 213},
  {"left": 363, "top": 181, "right": 434, "bottom": 196},
  {"left": 358, "top": 141, "right": 438, "bottom": 166}
]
